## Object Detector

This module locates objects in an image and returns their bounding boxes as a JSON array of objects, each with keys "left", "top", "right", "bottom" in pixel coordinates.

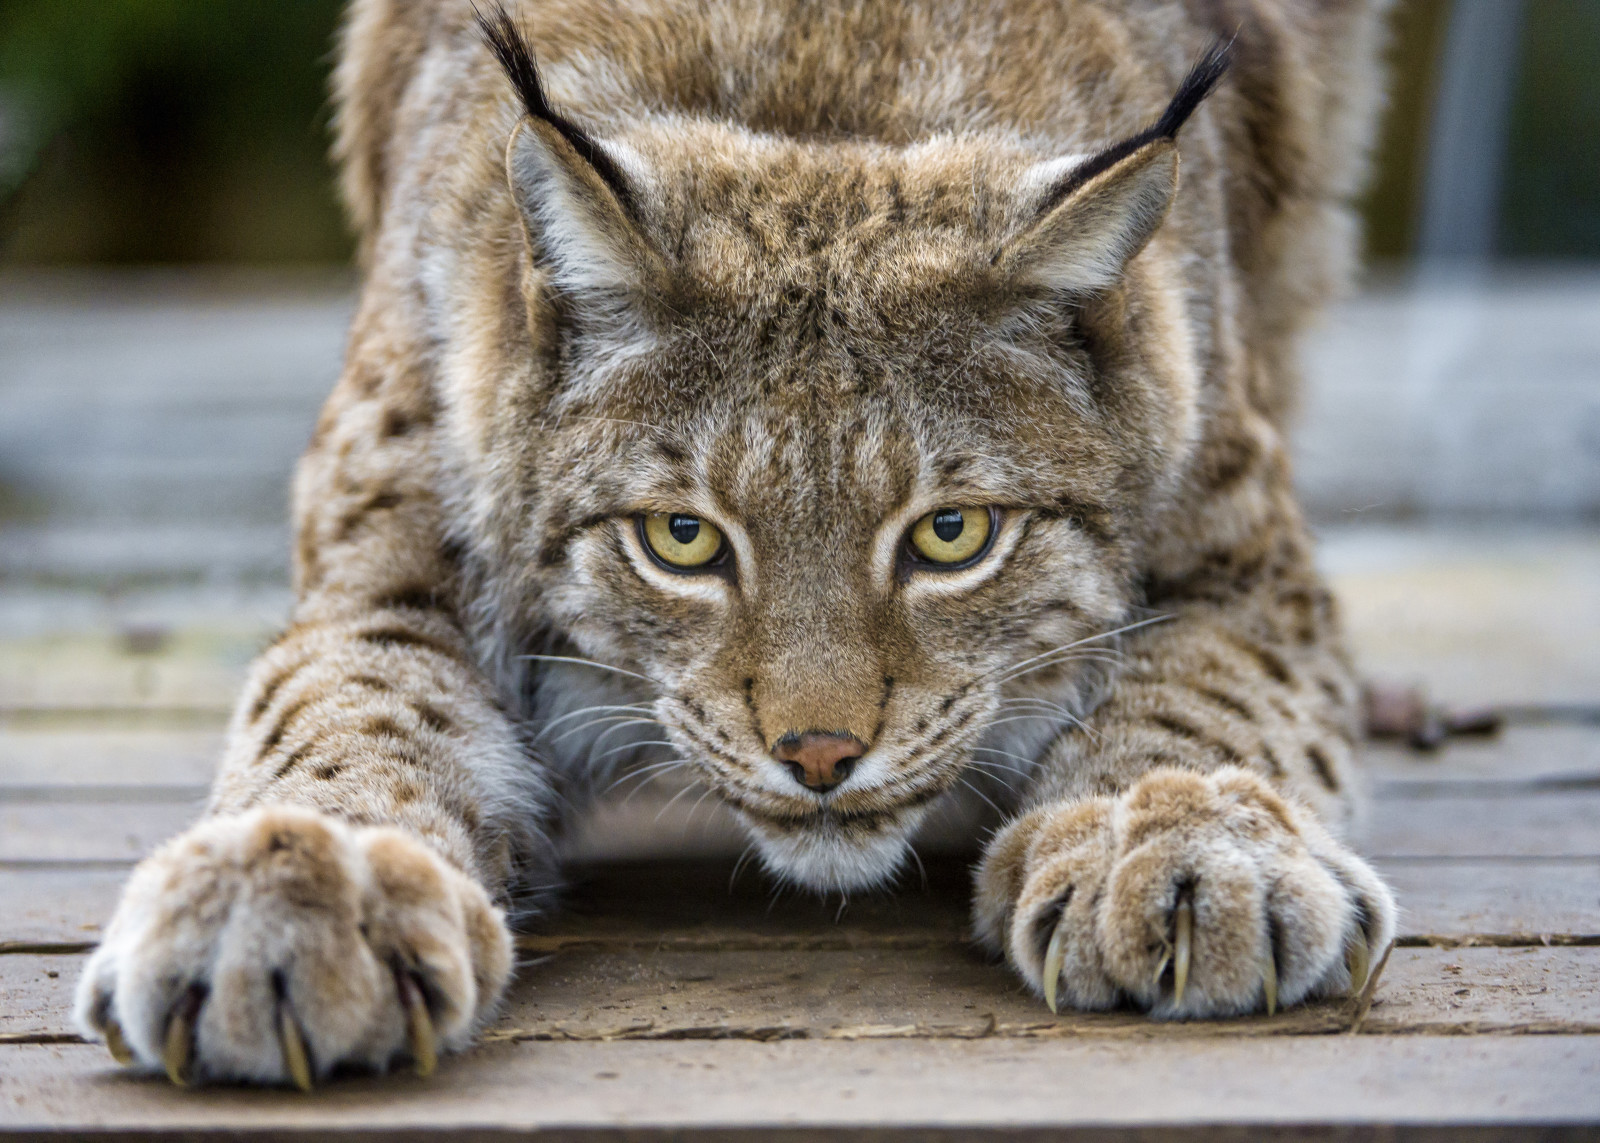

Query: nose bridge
[{"left": 747, "top": 561, "right": 885, "bottom": 751}]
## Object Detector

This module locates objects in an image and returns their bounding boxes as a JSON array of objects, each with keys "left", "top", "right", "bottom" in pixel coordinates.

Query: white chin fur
[{"left": 743, "top": 807, "right": 926, "bottom": 893}]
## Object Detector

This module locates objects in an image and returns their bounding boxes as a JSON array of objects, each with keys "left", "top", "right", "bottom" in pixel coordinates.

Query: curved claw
[
  {"left": 162, "top": 984, "right": 204, "bottom": 1087},
  {"left": 1260, "top": 948, "right": 1278, "bottom": 1016},
  {"left": 1151, "top": 948, "right": 1171, "bottom": 989},
  {"left": 1172, "top": 891, "right": 1194, "bottom": 1009},
  {"left": 275, "top": 999, "right": 314, "bottom": 1092},
  {"left": 1346, "top": 932, "right": 1371, "bottom": 998},
  {"left": 396, "top": 967, "right": 437, "bottom": 1077},
  {"left": 1041, "top": 913, "right": 1070, "bottom": 1015},
  {"left": 103, "top": 1016, "right": 134, "bottom": 1066}
]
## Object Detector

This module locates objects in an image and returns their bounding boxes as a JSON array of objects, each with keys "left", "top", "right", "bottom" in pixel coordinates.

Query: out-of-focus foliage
[
  {"left": 1501, "top": 0, "right": 1600, "bottom": 258},
  {"left": 0, "top": 0, "right": 351, "bottom": 263},
  {"left": 0, "top": 0, "right": 1595, "bottom": 265}
]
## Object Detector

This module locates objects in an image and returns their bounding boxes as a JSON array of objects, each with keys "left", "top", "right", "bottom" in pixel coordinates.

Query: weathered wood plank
[
  {"left": 1364, "top": 727, "right": 1600, "bottom": 787},
  {"left": 3, "top": 1036, "right": 1597, "bottom": 1136},
  {"left": 1374, "top": 858, "right": 1600, "bottom": 937},
  {"left": 14, "top": 946, "right": 1600, "bottom": 1042},
  {"left": 0, "top": 870, "right": 126, "bottom": 947},
  {"left": 1324, "top": 525, "right": 1600, "bottom": 706},
  {"left": 1365, "top": 792, "right": 1600, "bottom": 858},
  {"left": 0, "top": 954, "right": 78, "bottom": 1036},
  {"left": 0, "top": 729, "right": 222, "bottom": 788},
  {"left": 0, "top": 803, "right": 200, "bottom": 864}
]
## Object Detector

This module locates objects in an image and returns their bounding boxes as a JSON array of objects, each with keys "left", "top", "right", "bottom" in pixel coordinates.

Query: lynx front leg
[
  {"left": 976, "top": 508, "right": 1397, "bottom": 1017},
  {"left": 76, "top": 297, "right": 554, "bottom": 1084}
]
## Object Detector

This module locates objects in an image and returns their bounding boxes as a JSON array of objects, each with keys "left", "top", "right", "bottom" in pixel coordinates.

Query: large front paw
[
  {"left": 75, "top": 806, "right": 512, "bottom": 1087},
  {"left": 974, "top": 767, "right": 1394, "bottom": 1018}
]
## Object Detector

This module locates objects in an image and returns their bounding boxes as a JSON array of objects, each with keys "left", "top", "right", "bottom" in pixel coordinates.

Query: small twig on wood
[{"left": 1347, "top": 940, "right": 1394, "bottom": 1033}]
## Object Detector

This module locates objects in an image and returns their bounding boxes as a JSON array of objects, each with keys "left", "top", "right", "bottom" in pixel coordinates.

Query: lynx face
[{"left": 456, "top": 19, "right": 1217, "bottom": 891}]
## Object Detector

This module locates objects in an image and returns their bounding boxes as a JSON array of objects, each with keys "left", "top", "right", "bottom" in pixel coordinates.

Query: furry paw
[
  {"left": 75, "top": 806, "right": 512, "bottom": 1087},
  {"left": 974, "top": 766, "right": 1394, "bottom": 1018}
]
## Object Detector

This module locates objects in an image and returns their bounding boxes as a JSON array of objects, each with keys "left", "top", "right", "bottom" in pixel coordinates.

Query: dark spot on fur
[
  {"left": 361, "top": 715, "right": 406, "bottom": 739},
  {"left": 1226, "top": 634, "right": 1293, "bottom": 686},
  {"left": 348, "top": 674, "right": 393, "bottom": 693},
  {"left": 271, "top": 741, "right": 316, "bottom": 781},
  {"left": 260, "top": 696, "right": 315, "bottom": 756},
  {"left": 1306, "top": 745, "right": 1340, "bottom": 791},
  {"left": 251, "top": 661, "right": 304, "bottom": 721},
  {"left": 411, "top": 701, "right": 454, "bottom": 734},
  {"left": 314, "top": 762, "right": 345, "bottom": 781},
  {"left": 372, "top": 585, "right": 442, "bottom": 613},
  {"left": 358, "top": 627, "right": 464, "bottom": 662},
  {"left": 378, "top": 404, "right": 431, "bottom": 438},
  {"left": 1151, "top": 713, "right": 1246, "bottom": 765},
  {"left": 1194, "top": 686, "right": 1253, "bottom": 721},
  {"left": 438, "top": 536, "right": 468, "bottom": 566},
  {"left": 334, "top": 490, "right": 405, "bottom": 542}
]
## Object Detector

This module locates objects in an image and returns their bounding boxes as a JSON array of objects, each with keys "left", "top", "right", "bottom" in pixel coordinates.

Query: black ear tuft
[
  {"left": 1151, "top": 39, "right": 1234, "bottom": 142},
  {"left": 1034, "top": 39, "right": 1232, "bottom": 217},
  {"left": 473, "top": 2, "right": 635, "bottom": 210}
]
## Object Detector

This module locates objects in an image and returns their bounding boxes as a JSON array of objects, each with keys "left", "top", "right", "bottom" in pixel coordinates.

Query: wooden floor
[{"left": 1, "top": 526, "right": 1597, "bottom": 1138}]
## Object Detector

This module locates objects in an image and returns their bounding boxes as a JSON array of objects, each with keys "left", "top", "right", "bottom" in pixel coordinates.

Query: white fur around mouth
[{"left": 740, "top": 805, "right": 927, "bottom": 893}]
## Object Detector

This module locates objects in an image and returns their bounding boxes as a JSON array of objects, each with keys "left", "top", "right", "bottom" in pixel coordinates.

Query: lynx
[{"left": 78, "top": 0, "right": 1395, "bottom": 1086}]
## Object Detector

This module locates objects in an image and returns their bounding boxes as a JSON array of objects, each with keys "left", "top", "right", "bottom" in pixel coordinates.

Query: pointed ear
[
  {"left": 478, "top": 4, "right": 661, "bottom": 294},
  {"left": 997, "top": 40, "right": 1232, "bottom": 293}
]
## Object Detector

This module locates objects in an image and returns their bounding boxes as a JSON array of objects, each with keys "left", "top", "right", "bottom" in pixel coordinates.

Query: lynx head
[{"left": 459, "top": 9, "right": 1227, "bottom": 892}]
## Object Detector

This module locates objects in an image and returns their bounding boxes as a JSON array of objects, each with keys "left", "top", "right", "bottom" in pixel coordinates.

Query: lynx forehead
[{"left": 77, "top": 0, "right": 1398, "bottom": 1089}]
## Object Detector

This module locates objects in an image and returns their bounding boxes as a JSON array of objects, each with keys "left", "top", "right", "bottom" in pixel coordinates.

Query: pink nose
[{"left": 773, "top": 731, "right": 866, "bottom": 791}]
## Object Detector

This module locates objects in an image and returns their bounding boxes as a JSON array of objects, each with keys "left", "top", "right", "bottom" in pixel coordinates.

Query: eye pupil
[
  {"left": 668, "top": 514, "right": 700, "bottom": 545},
  {"left": 931, "top": 509, "right": 964, "bottom": 543}
]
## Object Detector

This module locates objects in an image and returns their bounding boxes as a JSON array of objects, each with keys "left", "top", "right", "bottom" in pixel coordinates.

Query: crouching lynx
[{"left": 78, "top": 0, "right": 1397, "bottom": 1086}]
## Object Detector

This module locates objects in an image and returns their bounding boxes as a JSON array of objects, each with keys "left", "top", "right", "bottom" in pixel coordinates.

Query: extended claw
[
  {"left": 1041, "top": 913, "right": 1070, "bottom": 1015},
  {"left": 1346, "top": 932, "right": 1371, "bottom": 998},
  {"left": 396, "top": 967, "right": 437, "bottom": 1077},
  {"left": 162, "top": 984, "right": 204, "bottom": 1087},
  {"left": 103, "top": 1016, "right": 134, "bottom": 1066},
  {"left": 1172, "top": 891, "right": 1194, "bottom": 1009},
  {"left": 275, "top": 999, "right": 314, "bottom": 1092},
  {"left": 1151, "top": 948, "right": 1171, "bottom": 989},
  {"left": 1260, "top": 949, "right": 1278, "bottom": 1016}
]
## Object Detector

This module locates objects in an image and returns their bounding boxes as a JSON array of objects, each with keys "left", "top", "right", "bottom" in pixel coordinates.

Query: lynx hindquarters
[{"left": 78, "top": 0, "right": 1397, "bottom": 1083}]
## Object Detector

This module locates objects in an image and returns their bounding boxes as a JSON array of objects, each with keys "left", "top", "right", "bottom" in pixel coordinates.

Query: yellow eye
[
  {"left": 909, "top": 507, "right": 993, "bottom": 566},
  {"left": 641, "top": 513, "right": 725, "bottom": 569}
]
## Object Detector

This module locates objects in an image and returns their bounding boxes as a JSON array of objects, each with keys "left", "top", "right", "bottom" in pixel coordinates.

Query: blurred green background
[{"left": 1, "top": 0, "right": 1597, "bottom": 265}]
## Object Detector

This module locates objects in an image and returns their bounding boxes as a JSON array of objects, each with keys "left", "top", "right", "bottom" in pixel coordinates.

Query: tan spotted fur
[{"left": 79, "top": 0, "right": 1397, "bottom": 1084}]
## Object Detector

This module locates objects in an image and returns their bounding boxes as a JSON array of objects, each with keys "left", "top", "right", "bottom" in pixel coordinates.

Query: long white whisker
[
  {"left": 981, "top": 713, "right": 1074, "bottom": 731},
  {"left": 996, "top": 655, "right": 1122, "bottom": 686},
  {"left": 536, "top": 703, "right": 655, "bottom": 739},
  {"left": 591, "top": 740, "right": 676, "bottom": 763},
  {"left": 619, "top": 762, "right": 690, "bottom": 806},
  {"left": 730, "top": 843, "right": 758, "bottom": 891},
  {"left": 981, "top": 614, "right": 1173, "bottom": 686},
  {"left": 970, "top": 745, "right": 1040, "bottom": 767},
  {"left": 587, "top": 718, "right": 667, "bottom": 754},
  {"left": 602, "top": 757, "right": 686, "bottom": 796},
  {"left": 955, "top": 775, "right": 1005, "bottom": 817},
  {"left": 965, "top": 755, "right": 1033, "bottom": 778},
  {"left": 518, "top": 654, "right": 653, "bottom": 684},
  {"left": 653, "top": 778, "right": 704, "bottom": 823},
  {"left": 552, "top": 714, "right": 663, "bottom": 746}
]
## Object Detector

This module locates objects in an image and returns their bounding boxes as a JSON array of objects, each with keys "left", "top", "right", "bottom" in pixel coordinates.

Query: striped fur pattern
[{"left": 78, "top": 0, "right": 1396, "bottom": 1084}]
